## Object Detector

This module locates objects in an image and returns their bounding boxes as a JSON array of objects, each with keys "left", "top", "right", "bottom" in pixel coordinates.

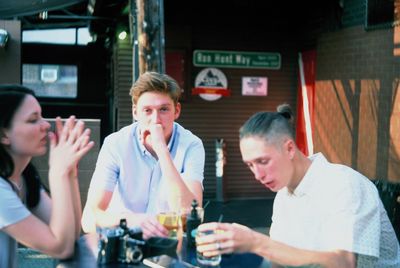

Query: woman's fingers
[
  {"left": 75, "top": 140, "right": 95, "bottom": 161},
  {"left": 71, "top": 127, "right": 90, "bottom": 151},
  {"left": 59, "top": 117, "right": 71, "bottom": 143},
  {"left": 71, "top": 128, "right": 94, "bottom": 162},
  {"left": 77, "top": 130, "right": 90, "bottom": 150},
  {"left": 48, "top": 132, "right": 57, "bottom": 150},
  {"left": 50, "top": 116, "right": 94, "bottom": 170},
  {"left": 68, "top": 119, "right": 85, "bottom": 144},
  {"left": 55, "top": 116, "right": 63, "bottom": 142},
  {"left": 56, "top": 117, "right": 90, "bottom": 149}
]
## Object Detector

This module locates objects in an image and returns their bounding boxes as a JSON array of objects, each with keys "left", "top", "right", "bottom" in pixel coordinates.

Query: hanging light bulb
[{"left": 118, "top": 31, "right": 127, "bottom": 40}]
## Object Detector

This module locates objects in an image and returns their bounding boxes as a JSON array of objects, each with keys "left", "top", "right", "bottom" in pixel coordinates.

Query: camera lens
[{"left": 126, "top": 246, "right": 143, "bottom": 264}]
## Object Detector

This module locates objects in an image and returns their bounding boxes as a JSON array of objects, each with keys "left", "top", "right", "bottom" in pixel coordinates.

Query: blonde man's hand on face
[{"left": 140, "top": 123, "right": 168, "bottom": 156}]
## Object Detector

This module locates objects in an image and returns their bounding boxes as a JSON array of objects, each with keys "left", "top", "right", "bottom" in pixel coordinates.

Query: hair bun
[{"left": 277, "top": 103, "right": 293, "bottom": 121}]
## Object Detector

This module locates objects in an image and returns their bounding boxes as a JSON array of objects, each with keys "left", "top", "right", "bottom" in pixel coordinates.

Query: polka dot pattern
[{"left": 269, "top": 153, "right": 400, "bottom": 267}]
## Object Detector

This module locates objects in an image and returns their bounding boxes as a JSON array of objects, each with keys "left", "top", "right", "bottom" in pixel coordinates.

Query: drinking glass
[
  {"left": 156, "top": 212, "right": 180, "bottom": 238},
  {"left": 196, "top": 229, "right": 221, "bottom": 266}
]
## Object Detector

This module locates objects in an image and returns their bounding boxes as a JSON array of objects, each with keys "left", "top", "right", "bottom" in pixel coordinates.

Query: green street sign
[{"left": 193, "top": 50, "right": 281, "bottom": 70}]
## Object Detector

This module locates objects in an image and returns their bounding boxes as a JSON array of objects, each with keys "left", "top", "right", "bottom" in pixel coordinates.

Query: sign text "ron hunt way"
[{"left": 193, "top": 50, "right": 281, "bottom": 70}]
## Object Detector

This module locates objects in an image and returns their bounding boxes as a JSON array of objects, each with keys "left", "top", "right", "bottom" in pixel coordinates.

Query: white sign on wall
[
  {"left": 242, "top": 77, "right": 268, "bottom": 96},
  {"left": 192, "top": 68, "right": 230, "bottom": 101}
]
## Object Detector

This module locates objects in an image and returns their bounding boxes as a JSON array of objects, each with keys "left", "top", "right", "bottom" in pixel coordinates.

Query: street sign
[{"left": 193, "top": 50, "right": 281, "bottom": 70}]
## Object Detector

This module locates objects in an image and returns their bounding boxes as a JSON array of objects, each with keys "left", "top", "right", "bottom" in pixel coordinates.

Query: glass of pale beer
[{"left": 156, "top": 212, "right": 180, "bottom": 238}]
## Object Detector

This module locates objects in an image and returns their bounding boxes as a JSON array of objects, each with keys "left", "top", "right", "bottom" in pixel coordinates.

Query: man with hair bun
[{"left": 196, "top": 104, "right": 400, "bottom": 267}]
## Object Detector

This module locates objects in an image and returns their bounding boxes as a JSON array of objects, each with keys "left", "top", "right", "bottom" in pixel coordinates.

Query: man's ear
[
  {"left": 285, "top": 139, "right": 296, "bottom": 160},
  {"left": 174, "top": 102, "right": 181, "bottom": 120},
  {"left": 132, "top": 104, "right": 138, "bottom": 121}
]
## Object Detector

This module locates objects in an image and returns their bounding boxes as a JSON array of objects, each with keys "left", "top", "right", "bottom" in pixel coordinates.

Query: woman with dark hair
[{"left": 0, "top": 85, "right": 94, "bottom": 267}]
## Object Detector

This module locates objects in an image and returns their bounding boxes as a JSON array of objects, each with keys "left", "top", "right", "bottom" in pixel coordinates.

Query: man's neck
[{"left": 287, "top": 152, "right": 312, "bottom": 193}]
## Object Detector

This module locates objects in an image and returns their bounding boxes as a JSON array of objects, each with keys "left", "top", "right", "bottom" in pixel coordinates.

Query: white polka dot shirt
[{"left": 270, "top": 153, "right": 400, "bottom": 267}]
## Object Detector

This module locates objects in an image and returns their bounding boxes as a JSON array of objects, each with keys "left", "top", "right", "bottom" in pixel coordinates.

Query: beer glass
[{"left": 156, "top": 212, "right": 180, "bottom": 238}]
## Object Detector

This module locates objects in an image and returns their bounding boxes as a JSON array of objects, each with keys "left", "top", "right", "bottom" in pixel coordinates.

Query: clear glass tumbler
[{"left": 196, "top": 229, "right": 221, "bottom": 266}]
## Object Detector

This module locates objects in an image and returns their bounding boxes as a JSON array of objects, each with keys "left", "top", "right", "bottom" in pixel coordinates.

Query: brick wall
[{"left": 314, "top": 25, "right": 400, "bottom": 182}]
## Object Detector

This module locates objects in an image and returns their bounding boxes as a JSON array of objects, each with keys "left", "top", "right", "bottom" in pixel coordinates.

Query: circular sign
[{"left": 193, "top": 68, "right": 229, "bottom": 101}]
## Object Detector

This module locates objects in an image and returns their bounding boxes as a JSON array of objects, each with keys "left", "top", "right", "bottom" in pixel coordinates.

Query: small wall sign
[
  {"left": 192, "top": 68, "right": 230, "bottom": 101},
  {"left": 242, "top": 77, "right": 268, "bottom": 96}
]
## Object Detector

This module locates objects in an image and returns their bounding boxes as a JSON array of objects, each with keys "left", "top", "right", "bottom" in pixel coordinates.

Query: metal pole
[{"left": 215, "top": 139, "right": 226, "bottom": 202}]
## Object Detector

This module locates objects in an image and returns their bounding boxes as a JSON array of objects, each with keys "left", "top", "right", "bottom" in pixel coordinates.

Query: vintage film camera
[{"left": 97, "top": 219, "right": 145, "bottom": 265}]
